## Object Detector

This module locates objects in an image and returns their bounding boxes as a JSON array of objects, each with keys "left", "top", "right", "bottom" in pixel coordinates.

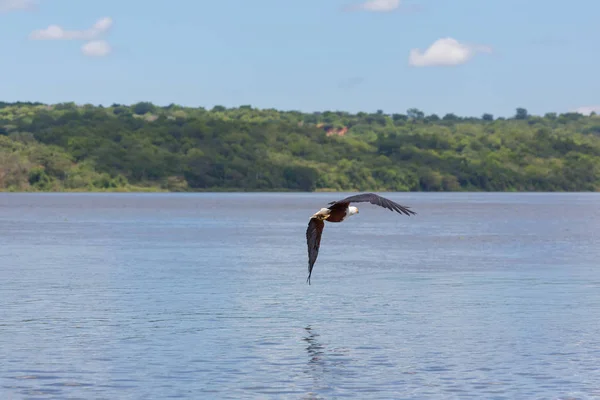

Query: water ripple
[{"left": 1, "top": 193, "right": 600, "bottom": 399}]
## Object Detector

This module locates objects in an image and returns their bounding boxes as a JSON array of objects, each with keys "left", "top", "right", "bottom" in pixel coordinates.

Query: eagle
[{"left": 305, "top": 193, "right": 416, "bottom": 284}]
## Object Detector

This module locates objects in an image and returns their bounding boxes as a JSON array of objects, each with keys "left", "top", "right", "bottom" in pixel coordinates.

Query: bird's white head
[{"left": 349, "top": 206, "right": 359, "bottom": 216}]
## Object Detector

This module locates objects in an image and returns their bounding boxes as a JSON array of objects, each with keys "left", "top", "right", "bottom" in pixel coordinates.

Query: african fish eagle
[{"left": 305, "top": 192, "right": 416, "bottom": 284}]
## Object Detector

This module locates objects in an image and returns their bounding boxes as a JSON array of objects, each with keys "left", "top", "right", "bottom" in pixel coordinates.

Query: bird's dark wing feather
[
  {"left": 328, "top": 192, "right": 416, "bottom": 216},
  {"left": 306, "top": 217, "right": 325, "bottom": 285}
]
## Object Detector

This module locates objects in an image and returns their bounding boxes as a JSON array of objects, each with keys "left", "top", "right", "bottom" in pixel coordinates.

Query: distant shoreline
[
  {"left": 2, "top": 188, "right": 599, "bottom": 194},
  {"left": 2, "top": 102, "right": 600, "bottom": 193}
]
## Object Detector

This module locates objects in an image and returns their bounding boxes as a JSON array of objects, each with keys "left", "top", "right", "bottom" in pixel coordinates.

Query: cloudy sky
[{"left": 1, "top": 0, "right": 599, "bottom": 117}]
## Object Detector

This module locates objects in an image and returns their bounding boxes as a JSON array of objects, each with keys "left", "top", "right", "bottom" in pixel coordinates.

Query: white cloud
[
  {"left": 0, "top": 0, "right": 36, "bottom": 12},
  {"left": 572, "top": 106, "right": 600, "bottom": 116},
  {"left": 29, "top": 17, "right": 113, "bottom": 58},
  {"left": 409, "top": 37, "right": 492, "bottom": 67},
  {"left": 30, "top": 17, "right": 113, "bottom": 40},
  {"left": 345, "top": 0, "right": 400, "bottom": 12},
  {"left": 361, "top": 0, "right": 400, "bottom": 11},
  {"left": 81, "top": 40, "right": 111, "bottom": 57}
]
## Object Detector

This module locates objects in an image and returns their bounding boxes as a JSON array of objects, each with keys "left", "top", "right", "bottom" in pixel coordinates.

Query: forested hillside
[{"left": 1, "top": 101, "right": 599, "bottom": 192}]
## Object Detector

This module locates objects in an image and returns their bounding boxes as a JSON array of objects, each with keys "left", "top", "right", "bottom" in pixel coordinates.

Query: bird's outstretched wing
[
  {"left": 306, "top": 217, "right": 325, "bottom": 285},
  {"left": 328, "top": 192, "right": 416, "bottom": 216}
]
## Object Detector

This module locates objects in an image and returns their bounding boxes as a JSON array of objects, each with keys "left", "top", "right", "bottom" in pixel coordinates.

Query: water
[{"left": 1, "top": 192, "right": 600, "bottom": 399}]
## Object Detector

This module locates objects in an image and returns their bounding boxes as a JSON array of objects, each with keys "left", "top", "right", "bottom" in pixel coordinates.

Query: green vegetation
[{"left": 1, "top": 101, "right": 599, "bottom": 192}]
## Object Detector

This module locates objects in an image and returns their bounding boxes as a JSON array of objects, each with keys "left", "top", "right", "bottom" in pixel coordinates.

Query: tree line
[{"left": 1, "top": 101, "right": 599, "bottom": 192}]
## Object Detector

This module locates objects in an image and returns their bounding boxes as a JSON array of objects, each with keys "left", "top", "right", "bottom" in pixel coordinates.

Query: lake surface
[{"left": 1, "top": 192, "right": 600, "bottom": 399}]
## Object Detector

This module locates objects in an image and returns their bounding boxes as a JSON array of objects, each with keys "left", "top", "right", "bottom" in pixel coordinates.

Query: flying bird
[{"left": 305, "top": 192, "right": 416, "bottom": 284}]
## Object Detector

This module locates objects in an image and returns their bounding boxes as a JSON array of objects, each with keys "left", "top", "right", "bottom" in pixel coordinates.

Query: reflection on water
[
  {"left": 302, "top": 325, "right": 356, "bottom": 399},
  {"left": 303, "top": 325, "right": 326, "bottom": 400},
  {"left": 1, "top": 192, "right": 600, "bottom": 399},
  {"left": 304, "top": 326, "right": 325, "bottom": 365}
]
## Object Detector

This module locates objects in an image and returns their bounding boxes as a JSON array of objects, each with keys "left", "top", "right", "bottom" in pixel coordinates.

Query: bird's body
[
  {"left": 305, "top": 193, "right": 415, "bottom": 284},
  {"left": 310, "top": 205, "right": 358, "bottom": 223}
]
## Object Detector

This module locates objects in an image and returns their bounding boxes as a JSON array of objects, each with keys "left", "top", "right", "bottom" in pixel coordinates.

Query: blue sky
[{"left": 1, "top": 0, "right": 599, "bottom": 117}]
